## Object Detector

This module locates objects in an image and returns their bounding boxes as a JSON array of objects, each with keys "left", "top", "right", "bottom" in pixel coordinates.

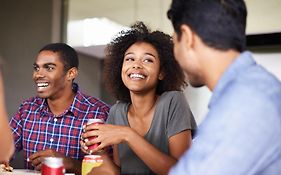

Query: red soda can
[
  {"left": 41, "top": 157, "right": 64, "bottom": 175},
  {"left": 87, "top": 118, "right": 104, "bottom": 150}
]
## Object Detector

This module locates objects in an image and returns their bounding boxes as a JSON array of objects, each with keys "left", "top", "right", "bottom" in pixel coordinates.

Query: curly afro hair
[{"left": 103, "top": 21, "right": 187, "bottom": 103}]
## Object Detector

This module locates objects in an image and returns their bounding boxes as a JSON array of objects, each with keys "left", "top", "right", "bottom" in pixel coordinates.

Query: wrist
[{"left": 123, "top": 127, "right": 136, "bottom": 143}]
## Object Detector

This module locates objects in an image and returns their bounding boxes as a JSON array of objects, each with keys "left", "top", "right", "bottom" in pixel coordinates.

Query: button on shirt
[
  {"left": 10, "top": 90, "right": 110, "bottom": 169},
  {"left": 169, "top": 51, "right": 281, "bottom": 175}
]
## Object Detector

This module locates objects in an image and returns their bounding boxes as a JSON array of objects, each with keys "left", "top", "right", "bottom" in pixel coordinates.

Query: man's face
[
  {"left": 33, "top": 51, "right": 70, "bottom": 99},
  {"left": 172, "top": 31, "right": 204, "bottom": 88}
]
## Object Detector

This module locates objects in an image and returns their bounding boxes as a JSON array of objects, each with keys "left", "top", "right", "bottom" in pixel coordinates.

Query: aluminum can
[
  {"left": 81, "top": 155, "right": 103, "bottom": 175},
  {"left": 41, "top": 157, "right": 64, "bottom": 175},
  {"left": 87, "top": 118, "right": 104, "bottom": 149}
]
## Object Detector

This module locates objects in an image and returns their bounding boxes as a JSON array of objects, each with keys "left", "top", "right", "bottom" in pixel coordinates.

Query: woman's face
[{"left": 121, "top": 42, "right": 164, "bottom": 95}]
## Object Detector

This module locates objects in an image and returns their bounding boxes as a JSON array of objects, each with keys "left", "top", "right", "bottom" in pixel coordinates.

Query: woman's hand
[{"left": 80, "top": 124, "right": 132, "bottom": 154}]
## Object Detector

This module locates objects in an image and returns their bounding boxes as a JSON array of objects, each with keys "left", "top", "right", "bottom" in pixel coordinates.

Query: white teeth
[
  {"left": 130, "top": 73, "right": 145, "bottom": 79},
  {"left": 37, "top": 82, "right": 49, "bottom": 88}
]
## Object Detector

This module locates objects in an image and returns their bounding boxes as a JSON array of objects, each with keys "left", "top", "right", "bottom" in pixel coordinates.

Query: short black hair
[
  {"left": 39, "top": 43, "right": 79, "bottom": 72},
  {"left": 103, "top": 22, "right": 187, "bottom": 102},
  {"left": 167, "top": 0, "right": 247, "bottom": 52}
]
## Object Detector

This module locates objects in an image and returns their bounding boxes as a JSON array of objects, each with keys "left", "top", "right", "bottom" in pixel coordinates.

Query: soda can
[
  {"left": 81, "top": 155, "right": 103, "bottom": 175},
  {"left": 87, "top": 118, "right": 104, "bottom": 125},
  {"left": 87, "top": 118, "right": 104, "bottom": 150},
  {"left": 41, "top": 157, "right": 64, "bottom": 175}
]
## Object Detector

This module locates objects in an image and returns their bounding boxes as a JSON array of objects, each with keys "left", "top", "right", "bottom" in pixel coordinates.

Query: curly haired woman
[{"left": 81, "top": 22, "right": 197, "bottom": 175}]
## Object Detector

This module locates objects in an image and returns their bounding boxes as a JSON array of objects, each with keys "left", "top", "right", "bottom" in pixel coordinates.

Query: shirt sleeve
[
  {"left": 9, "top": 104, "right": 24, "bottom": 152},
  {"left": 96, "top": 103, "right": 110, "bottom": 122},
  {"left": 105, "top": 103, "right": 119, "bottom": 125},
  {"left": 166, "top": 91, "right": 197, "bottom": 138}
]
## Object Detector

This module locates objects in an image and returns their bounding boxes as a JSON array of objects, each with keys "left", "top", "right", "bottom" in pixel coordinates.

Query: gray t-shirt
[{"left": 107, "top": 91, "right": 197, "bottom": 174}]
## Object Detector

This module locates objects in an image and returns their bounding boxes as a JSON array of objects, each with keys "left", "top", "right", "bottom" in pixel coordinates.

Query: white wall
[
  {"left": 254, "top": 52, "right": 281, "bottom": 80},
  {"left": 245, "top": 0, "right": 281, "bottom": 34}
]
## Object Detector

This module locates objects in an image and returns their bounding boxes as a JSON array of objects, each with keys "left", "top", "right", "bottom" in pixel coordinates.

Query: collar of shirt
[
  {"left": 208, "top": 51, "right": 256, "bottom": 109},
  {"left": 37, "top": 90, "right": 87, "bottom": 118}
]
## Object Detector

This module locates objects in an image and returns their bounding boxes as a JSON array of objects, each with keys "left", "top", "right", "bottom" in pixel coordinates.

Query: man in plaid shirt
[{"left": 9, "top": 43, "right": 110, "bottom": 174}]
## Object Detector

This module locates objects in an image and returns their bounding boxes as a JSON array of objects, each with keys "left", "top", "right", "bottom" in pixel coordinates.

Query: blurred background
[{"left": 1, "top": 0, "right": 281, "bottom": 168}]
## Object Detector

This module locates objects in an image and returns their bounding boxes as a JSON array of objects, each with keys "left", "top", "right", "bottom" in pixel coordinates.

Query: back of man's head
[
  {"left": 39, "top": 43, "right": 79, "bottom": 72},
  {"left": 167, "top": 0, "right": 247, "bottom": 52}
]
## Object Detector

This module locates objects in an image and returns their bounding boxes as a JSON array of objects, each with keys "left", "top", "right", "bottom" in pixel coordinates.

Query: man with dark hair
[
  {"left": 167, "top": 0, "right": 281, "bottom": 174},
  {"left": 9, "top": 43, "right": 110, "bottom": 174}
]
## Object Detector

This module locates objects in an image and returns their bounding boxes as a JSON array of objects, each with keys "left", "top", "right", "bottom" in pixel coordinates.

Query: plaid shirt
[{"left": 10, "top": 90, "right": 110, "bottom": 169}]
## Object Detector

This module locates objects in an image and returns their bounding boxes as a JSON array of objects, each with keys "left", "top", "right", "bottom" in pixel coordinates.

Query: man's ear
[
  {"left": 67, "top": 67, "right": 78, "bottom": 81},
  {"left": 180, "top": 24, "right": 195, "bottom": 49}
]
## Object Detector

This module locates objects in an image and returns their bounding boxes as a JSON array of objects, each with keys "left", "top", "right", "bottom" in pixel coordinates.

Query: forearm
[
  {"left": 125, "top": 130, "right": 177, "bottom": 175},
  {"left": 63, "top": 157, "right": 82, "bottom": 175},
  {"left": 96, "top": 153, "right": 120, "bottom": 175},
  {"left": 0, "top": 118, "right": 15, "bottom": 161},
  {"left": 0, "top": 75, "right": 15, "bottom": 161}
]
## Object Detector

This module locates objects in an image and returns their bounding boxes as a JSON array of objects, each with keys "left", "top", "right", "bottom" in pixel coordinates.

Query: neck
[
  {"left": 47, "top": 89, "right": 76, "bottom": 116},
  {"left": 202, "top": 49, "right": 240, "bottom": 91},
  {"left": 129, "top": 90, "right": 158, "bottom": 118}
]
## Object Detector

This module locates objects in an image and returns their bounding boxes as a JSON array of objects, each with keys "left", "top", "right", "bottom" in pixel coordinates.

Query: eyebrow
[
  {"left": 33, "top": 63, "right": 57, "bottom": 67},
  {"left": 144, "top": 53, "right": 156, "bottom": 58},
  {"left": 124, "top": 52, "right": 133, "bottom": 56},
  {"left": 124, "top": 52, "right": 156, "bottom": 58}
]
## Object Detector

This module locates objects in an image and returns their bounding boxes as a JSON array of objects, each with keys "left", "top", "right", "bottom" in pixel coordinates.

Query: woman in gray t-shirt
[{"left": 81, "top": 22, "right": 197, "bottom": 175}]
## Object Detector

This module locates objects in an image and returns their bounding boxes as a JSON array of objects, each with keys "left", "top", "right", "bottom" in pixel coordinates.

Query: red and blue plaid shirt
[{"left": 10, "top": 89, "right": 110, "bottom": 169}]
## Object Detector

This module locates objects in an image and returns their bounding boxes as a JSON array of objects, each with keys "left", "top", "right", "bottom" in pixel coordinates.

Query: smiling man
[{"left": 9, "top": 43, "right": 110, "bottom": 174}]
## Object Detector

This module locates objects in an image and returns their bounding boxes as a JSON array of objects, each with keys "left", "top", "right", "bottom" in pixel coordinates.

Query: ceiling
[
  {"left": 67, "top": 0, "right": 281, "bottom": 58},
  {"left": 67, "top": 0, "right": 173, "bottom": 58},
  {"left": 68, "top": 0, "right": 173, "bottom": 33}
]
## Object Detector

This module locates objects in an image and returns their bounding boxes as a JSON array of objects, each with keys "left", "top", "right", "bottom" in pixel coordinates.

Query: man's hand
[
  {"left": 28, "top": 149, "right": 64, "bottom": 171},
  {"left": 28, "top": 149, "right": 82, "bottom": 174}
]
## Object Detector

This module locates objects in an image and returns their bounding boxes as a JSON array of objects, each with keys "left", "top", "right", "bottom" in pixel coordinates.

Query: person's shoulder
[
  {"left": 16, "top": 96, "right": 44, "bottom": 113},
  {"left": 235, "top": 53, "right": 281, "bottom": 93},
  {"left": 237, "top": 65, "right": 281, "bottom": 97},
  {"left": 110, "top": 101, "right": 128, "bottom": 109},
  {"left": 108, "top": 101, "right": 128, "bottom": 113},
  {"left": 21, "top": 96, "right": 44, "bottom": 106},
  {"left": 76, "top": 91, "right": 110, "bottom": 108},
  {"left": 217, "top": 66, "right": 281, "bottom": 118},
  {"left": 160, "top": 90, "right": 184, "bottom": 100},
  {"left": 156, "top": 91, "right": 187, "bottom": 108},
  {"left": 106, "top": 101, "right": 129, "bottom": 124}
]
